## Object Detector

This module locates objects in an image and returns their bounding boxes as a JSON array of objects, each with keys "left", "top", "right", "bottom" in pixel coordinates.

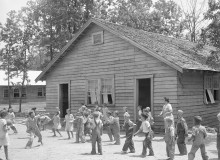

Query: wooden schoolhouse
[
  {"left": 0, "top": 70, "right": 46, "bottom": 104},
  {"left": 36, "top": 18, "right": 220, "bottom": 130}
]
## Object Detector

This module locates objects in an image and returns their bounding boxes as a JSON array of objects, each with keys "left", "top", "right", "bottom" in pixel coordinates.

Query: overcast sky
[{"left": 0, "top": 0, "right": 209, "bottom": 24}]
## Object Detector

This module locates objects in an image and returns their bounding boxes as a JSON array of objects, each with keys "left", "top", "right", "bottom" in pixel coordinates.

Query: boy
[
  {"left": 216, "top": 113, "right": 220, "bottom": 159},
  {"left": 176, "top": 110, "right": 188, "bottom": 155},
  {"left": 90, "top": 111, "right": 103, "bottom": 155},
  {"left": 122, "top": 113, "right": 136, "bottom": 153},
  {"left": 75, "top": 112, "right": 85, "bottom": 143},
  {"left": 105, "top": 111, "right": 114, "bottom": 142},
  {"left": 111, "top": 110, "right": 120, "bottom": 145},
  {"left": 188, "top": 116, "right": 208, "bottom": 160},
  {"left": 134, "top": 113, "right": 154, "bottom": 157},
  {"left": 164, "top": 117, "right": 175, "bottom": 160}
]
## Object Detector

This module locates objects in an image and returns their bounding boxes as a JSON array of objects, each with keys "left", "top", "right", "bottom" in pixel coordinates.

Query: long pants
[
  {"left": 122, "top": 131, "right": 135, "bottom": 152},
  {"left": 91, "top": 134, "right": 102, "bottom": 154},
  {"left": 188, "top": 143, "right": 208, "bottom": 160},
  {"left": 177, "top": 133, "right": 187, "bottom": 155},
  {"left": 106, "top": 125, "right": 113, "bottom": 141},
  {"left": 76, "top": 129, "right": 85, "bottom": 143},
  {"left": 142, "top": 133, "right": 154, "bottom": 156},
  {"left": 166, "top": 141, "right": 175, "bottom": 160},
  {"left": 114, "top": 131, "right": 120, "bottom": 144}
]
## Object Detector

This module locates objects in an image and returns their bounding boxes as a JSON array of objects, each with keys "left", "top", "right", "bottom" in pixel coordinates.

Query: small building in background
[{"left": 0, "top": 70, "right": 46, "bottom": 104}]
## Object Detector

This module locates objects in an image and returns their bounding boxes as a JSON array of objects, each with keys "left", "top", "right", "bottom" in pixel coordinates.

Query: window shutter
[
  {"left": 204, "top": 75, "right": 213, "bottom": 89},
  {"left": 213, "top": 75, "right": 220, "bottom": 89},
  {"left": 92, "top": 31, "right": 103, "bottom": 45}
]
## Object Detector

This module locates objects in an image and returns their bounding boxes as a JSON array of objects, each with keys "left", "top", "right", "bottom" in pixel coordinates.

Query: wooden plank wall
[
  {"left": 45, "top": 24, "right": 178, "bottom": 129},
  {"left": 177, "top": 71, "right": 220, "bottom": 128}
]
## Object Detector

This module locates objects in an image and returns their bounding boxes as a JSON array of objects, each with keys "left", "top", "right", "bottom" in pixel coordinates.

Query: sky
[{"left": 0, "top": 0, "right": 28, "bottom": 24}]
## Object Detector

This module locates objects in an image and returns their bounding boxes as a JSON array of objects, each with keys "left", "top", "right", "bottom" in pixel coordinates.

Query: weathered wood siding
[
  {"left": 45, "top": 24, "right": 178, "bottom": 129},
  {"left": 0, "top": 85, "right": 46, "bottom": 104},
  {"left": 177, "top": 72, "right": 220, "bottom": 128}
]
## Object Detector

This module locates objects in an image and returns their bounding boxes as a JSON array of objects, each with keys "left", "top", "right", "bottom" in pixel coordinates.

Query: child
[
  {"left": 6, "top": 108, "right": 18, "bottom": 133},
  {"left": 143, "top": 107, "right": 154, "bottom": 137},
  {"left": 134, "top": 113, "right": 154, "bottom": 157},
  {"left": 52, "top": 111, "right": 62, "bottom": 137},
  {"left": 111, "top": 110, "right": 120, "bottom": 145},
  {"left": 39, "top": 115, "right": 51, "bottom": 131},
  {"left": 64, "top": 109, "right": 74, "bottom": 139},
  {"left": 0, "top": 110, "right": 10, "bottom": 160},
  {"left": 122, "top": 113, "right": 136, "bottom": 153},
  {"left": 216, "top": 113, "right": 220, "bottom": 159},
  {"left": 84, "top": 111, "right": 92, "bottom": 141},
  {"left": 25, "top": 111, "right": 43, "bottom": 148},
  {"left": 105, "top": 111, "right": 114, "bottom": 142},
  {"left": 75, "top": 112, "right": 85, "bottom": 143},
  {"left": 188, "top": 116, "right": 208, "bottom": 160},
  {"left": 90, "top": 111, "right": 103, "bottom": 155},
  {"left": 176, "top": 110, "right": 188, "bottom": 155},
  {"left": 164, "top": 117, "right": 175, "bottom": 160}
]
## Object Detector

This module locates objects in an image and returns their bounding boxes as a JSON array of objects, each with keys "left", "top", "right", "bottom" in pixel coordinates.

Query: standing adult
[{"left": 158, "top": 97, "right": 174, "bottom": 133}]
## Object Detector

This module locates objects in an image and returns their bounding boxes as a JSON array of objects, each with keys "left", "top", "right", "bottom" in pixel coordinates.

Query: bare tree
[{"left": 179, "top": 0, "right": 208, "bottom": 42}]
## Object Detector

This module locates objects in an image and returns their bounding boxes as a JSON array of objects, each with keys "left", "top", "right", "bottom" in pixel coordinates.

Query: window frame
[
  {"left": 13, "top": 88, "right": 20, "bottom": 98},
  {"left": 204, "top": 74, "right": 220, "bottom": 104},
  {"left": 21, "top": 87, "right": 26, "bottom": 98},
  {"left": 3, "top": 88, "right": 9, "bottom": 98},
  {"left": 91, "top": 31, "right": 104, "bottom": 45},
  {"left": 38, "top": 87, "right": 46, "bottom": 97},
  {"left": 85, "top": 76, "right": 115, "bottom": 106}
]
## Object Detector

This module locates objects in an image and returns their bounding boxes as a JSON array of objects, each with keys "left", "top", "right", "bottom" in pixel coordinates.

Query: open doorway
[{"left": 59, "top": 83, "right": 69, "bottom": 118}]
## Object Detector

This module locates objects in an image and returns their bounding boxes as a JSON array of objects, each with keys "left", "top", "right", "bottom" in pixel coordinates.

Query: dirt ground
[{"left": 0, "top": 118, "right": 218, "bottom": 160}]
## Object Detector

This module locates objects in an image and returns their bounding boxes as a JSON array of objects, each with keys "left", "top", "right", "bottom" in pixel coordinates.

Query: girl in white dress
[
  {"left": 64, "top": 109, "right": 74, "bottom": 139},
  {"left": 52, "top": 111, "right": 62, "bottom": 137},
  {"left": 0, "top": 110, "right": 10, "bottom": 160}
]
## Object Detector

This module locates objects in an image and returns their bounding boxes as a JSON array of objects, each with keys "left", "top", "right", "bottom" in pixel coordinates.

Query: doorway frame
[
  {"left": 134, "top": 75, "right": 154, "bottom": 121},
  {"left": 57, "top": 81, "right": 71, "bottom": 116}
]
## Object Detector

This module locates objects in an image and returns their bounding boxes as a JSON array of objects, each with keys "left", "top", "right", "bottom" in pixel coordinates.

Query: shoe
[
  {"left": 148, "top": 154, "right": 154, "bottom": 156},
  {"left": 129, "top": 150, "right": 135, "bottom": 153},
  {"left": 141, "top": 154, "right": 146, "bottom": 157},
  {"left": 91, "top": 152, "right": 96, "bottom": 155},
  {"left": 121, "top": 151, "right": 127, "bottom": 154},
  {"left": 99, "top": 152, "right": 103, "bottom": 155}
]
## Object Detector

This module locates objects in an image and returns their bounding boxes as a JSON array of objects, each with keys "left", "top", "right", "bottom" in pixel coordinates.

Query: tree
[
  {"left": 0, "top": 11, "right": 22, "bottom": 108},
  {"left": 179, "top": 0, "right": 208, "bottom": 42},
  {"left": 203, "top": 0, "right": 220, "bottom": 49}
]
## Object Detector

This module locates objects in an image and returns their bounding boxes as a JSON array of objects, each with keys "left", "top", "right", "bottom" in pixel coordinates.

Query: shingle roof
[
  {"left": 36, "top": 18, "right": 220, "bottom": 81},
  {"left": 94, "top": 18, "right": 220, "bottom": 72}
]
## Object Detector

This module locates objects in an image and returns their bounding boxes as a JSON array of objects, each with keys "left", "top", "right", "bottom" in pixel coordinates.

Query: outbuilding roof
[
  {"left": 0, "top": 70, "right": 45, "bottom": 86},
  {"left": 36, "top": 18, "right": 220, "bottom": 81}
]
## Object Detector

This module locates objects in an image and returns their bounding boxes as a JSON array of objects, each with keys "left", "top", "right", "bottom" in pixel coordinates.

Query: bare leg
[
  {"left": 70, "top": 131, "right": 74, "bottom": 138},
  {"left": 4, "top": 146, "right": 8, "bottom": 160},
  {"left": 67, "top": 131, "right": 70, "bottom": 139},
  {"left": 52, "top": 129, "right": 56, "bottom": 136},
  {"left": 56, "top": 129, "right": 62, "bottom": 136}
]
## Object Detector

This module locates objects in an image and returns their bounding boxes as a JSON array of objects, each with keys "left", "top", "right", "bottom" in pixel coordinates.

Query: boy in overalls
[
  {"left": 122, "top": 113, "right": 136, "bottom": 153},
  {"left": 75, "top": 112, "right": 85, "bottom": 143},
  {"left": 90, "top": 111, "right": 103, "bottom": 155}
]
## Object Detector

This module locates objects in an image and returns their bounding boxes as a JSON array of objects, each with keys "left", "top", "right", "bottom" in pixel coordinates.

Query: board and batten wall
[
  {"left": 177, "top": 72, "right": 220, "bottom": 128},
  {"left": 45, "top": 23, "right": 178, "bottom": 129}
]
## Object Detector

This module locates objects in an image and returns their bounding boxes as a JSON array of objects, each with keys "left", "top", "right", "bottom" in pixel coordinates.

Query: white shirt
[{"left": 140, "top": 120, "right": 150, "bottom": 133}]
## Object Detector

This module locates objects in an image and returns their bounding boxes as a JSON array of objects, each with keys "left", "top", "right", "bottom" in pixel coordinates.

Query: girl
[
  {"left": 111, "top": 110, "right": 120, "bottom": 145},
  {"left": 134, "top": 113, "right": 154, "bottom": 157},
  {"left": 64, "top": 109, "right": 74, "bottom": 139},
  {"left": 165, "top": 117, "right": 175, "bottom": 160},
  {"left": 25, "top": 111, "right": 43, "bottom": 149},
  {"left": 6, "top": 108, "right": 18, "bottom": 134},
  {"left": 105, "top": 111, "right": 114, "bottom": 142},
  {"left": 0, "top": 110, "right": 10, "bottom": 160},
  {"left": 52, "top": 111, "right": 62, "bottom": 137}
]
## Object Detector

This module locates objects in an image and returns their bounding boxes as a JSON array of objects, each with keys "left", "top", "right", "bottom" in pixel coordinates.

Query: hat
[
  {"left": 194, "top": 116, "right": 202, "bottom": 122},
  {"left": 177, "top": 110, "right": 183, "bottom": 116}
]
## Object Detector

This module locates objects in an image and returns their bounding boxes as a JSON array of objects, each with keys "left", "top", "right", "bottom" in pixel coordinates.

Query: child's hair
[
  {"left": 56, "top": 111, "right": 60, "bottom": 115},
  {"left": 114, "top": 110, "right": 119, "bottom": 116},
  {"left": 0, "top": 110, "right": 8, "bottom": 118},
  {"left": 107, "top": 111, "right": 112, "bottom": 115},
  {"left": 28, "top": 111, "right": 34, "bottom": 116},
  {"left": 141, "top": 113, "right": 148, "bottom": 120},
  {"left": 194, "top": 116, "right": 202, "bottom": 125},
  {"left": 123, "top": 106, "right": 128, "bottom": 112},
  {"left": 164, "top": 97, "right": 169, "bottom": 103},
  {"left": 93, "top": 111, "right": 99, "bottom": 118}
]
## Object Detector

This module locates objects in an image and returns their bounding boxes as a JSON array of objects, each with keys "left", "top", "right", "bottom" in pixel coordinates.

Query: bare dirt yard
[{"left": 0, "top": 121, "right": 218, "bottom": 160}]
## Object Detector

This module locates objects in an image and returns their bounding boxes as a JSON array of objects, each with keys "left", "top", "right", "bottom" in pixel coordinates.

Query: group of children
[{"left": 0, "top": 104, "right": 219, "bottom": 160}]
